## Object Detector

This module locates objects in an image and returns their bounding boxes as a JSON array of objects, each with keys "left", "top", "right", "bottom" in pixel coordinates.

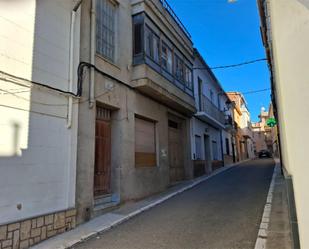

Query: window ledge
[{"left": 96, "top": 53, "right": 121, "bottom": 71}]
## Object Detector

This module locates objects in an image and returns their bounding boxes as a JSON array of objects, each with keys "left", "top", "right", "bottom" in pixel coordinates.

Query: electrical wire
[
  {"left": 242, "top": 88, "right": 271, "bottom": 95},
  {"left": 0, "top": 86, "right": 115, "bottom": 107},
  {"left": 0, "top": 70, "right": 80, "bottom": 97},
  {"left": 194, "top": 58, "right": 267, "bottom": 70}
]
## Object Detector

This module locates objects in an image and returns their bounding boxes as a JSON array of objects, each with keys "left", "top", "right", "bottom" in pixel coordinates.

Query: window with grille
[
  {"left": 96, "top": 0, "right": 116, "bottom": 62},
  {"left": 135, "top": 117, "right": 157, "bottom": 167}
]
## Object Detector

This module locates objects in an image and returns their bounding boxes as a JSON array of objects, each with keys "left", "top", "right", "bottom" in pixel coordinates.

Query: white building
[
  {"left": 258, "top": 0, "right": 309, "bottom": 247},
  {"left": 191, "top": 49, "right": 234, "bottom": 177},
  {"left": 0, "top": 1, "right": 80, "bottom": 247}
]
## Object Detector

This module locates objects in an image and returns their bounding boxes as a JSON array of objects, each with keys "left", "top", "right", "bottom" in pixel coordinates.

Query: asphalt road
[{"left": 75, "top": 159, "right": 275, "bottom": 249}]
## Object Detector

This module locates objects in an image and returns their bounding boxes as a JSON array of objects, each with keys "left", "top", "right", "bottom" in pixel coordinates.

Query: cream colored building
[
  {"left": 227, "top": 92, "right": 255, "bottom": 161},
  {"left": 252, "top": 105, "right": 276, "bottom": 156},
  {"left": 258, "top": 0, "right": 309, "bottom": 247}
]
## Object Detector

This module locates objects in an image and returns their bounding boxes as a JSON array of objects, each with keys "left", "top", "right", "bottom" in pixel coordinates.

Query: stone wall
[{"left": 0, "top": 209, "right": 76, "bottom": 249}]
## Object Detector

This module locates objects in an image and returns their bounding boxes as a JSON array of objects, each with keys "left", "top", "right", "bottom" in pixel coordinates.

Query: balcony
[
  {"left": 196, "top": 95, "right": 226, "bottom": 129},
  {"left": 225, "top": 115, "right": 234, "bottom": 131},
  {"left": 158, "top": 0, "right": 191, "bottom": 39},
  {"left": 131, "top": 12, "right": 196, "bottom": 115}
]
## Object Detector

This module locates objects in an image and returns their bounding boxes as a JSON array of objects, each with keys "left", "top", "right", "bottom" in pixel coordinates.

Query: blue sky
[{"left": 167, "top": 0, "right": 271, "bottom": 122}]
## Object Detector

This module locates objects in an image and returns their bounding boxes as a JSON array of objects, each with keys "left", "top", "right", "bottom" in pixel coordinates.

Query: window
[
  {"left": 135, "top": 117, "right": 156, "bottom": 167},
  {"left": 217, "top": 95, "right": 221, "bottom": 110},
  {"left": 198, "top": 77, "right": 203, "bottom": 111},
  {"left": 195, "top": 135, "right": 202, "bottom": 160},
  {"left": 133, "top": 23, "right": 143, "bottom": 55},
  {"left": 175, "top": 55, "right": 184, "bottom": 82},
  {"left": 225, "top": 138, "right": 230, "bottom": 155},
  {"left": 96, "top": 0, "right": 116, "bottom": 62},
  {"left": 184, "top": 65, "right": 192, "bottom": 89},
  {"left": 161, "top": 42, "right": 172, "bottom": 73},
  {"left": 145, "top": 26, "right": 160, "bottom": 63},
  {"left": 210, "top": 90, "right": 214, "bottom": 103}
]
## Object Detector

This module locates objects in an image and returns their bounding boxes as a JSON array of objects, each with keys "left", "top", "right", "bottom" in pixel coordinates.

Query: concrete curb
[
  {"left": 254, "top": 159, "right": 280, "bottom": 249},
  {"left": 33, "top": 159, "right": 249, "bottom": 249}
]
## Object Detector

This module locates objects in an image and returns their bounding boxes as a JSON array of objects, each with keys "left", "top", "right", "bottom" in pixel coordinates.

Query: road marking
[{"left": 254, "top": 160, "right": 280, "bottom": 249}]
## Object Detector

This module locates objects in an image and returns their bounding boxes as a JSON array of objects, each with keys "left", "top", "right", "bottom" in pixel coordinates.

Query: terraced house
[
  {"left": 76, "top": 0, "right": 196, "bottom": 224},
  {"left": 191, "top": 49, "right": 235, "bottom": 177}
]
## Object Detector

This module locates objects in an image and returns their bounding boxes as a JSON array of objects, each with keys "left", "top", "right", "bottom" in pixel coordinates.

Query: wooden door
[
  {"left": 168, "top": 119, "right": 184, "bottom": 183},
  {"left": 94, "top": 107, "right": 111, "bottom": 197}
]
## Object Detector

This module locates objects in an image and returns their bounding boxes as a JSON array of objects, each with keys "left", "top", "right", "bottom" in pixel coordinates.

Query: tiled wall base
[{"left": 0, "top": 209, "right": 76, "bottom": 249}]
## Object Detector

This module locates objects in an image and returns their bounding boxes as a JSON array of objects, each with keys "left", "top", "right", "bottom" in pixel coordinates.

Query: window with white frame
[{"left": 96, "top": 0, "right": 116, "bottom": 62}]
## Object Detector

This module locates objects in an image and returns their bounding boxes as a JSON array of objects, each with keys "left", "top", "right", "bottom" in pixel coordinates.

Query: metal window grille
[
  {"left": 96, "top": 0, "right": 115, "bottom": 62},
  {"left": 96, "top": 106, "right": 111, "bottom": 120}
]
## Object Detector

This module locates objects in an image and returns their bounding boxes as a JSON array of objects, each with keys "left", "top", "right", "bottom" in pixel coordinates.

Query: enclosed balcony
[
  {"left": 131, "top": 12, "right": 195, "bottom": 115},
  {"left": 196, "top": 95, "right": 226, "bottom": 129}
]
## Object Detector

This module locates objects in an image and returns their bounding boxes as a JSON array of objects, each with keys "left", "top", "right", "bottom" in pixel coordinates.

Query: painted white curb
[{"left": 254, "top": 160, "right": 280, "bottom": 249}]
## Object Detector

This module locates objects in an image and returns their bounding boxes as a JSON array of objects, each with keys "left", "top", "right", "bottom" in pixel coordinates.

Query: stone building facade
[{"left": 76, "top": 0, "right": 195, "bottom": 224}]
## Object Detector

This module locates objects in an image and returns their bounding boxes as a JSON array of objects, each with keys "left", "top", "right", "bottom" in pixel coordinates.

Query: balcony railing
[
  {"left": 158, "top": 0, "right": 191, "bottom": 39},
  {"left": 200, "top": 95, "right": 226, "bottom": 125}
]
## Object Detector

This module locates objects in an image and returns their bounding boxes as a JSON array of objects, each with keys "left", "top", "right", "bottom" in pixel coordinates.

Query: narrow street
[{"left": 74, "top": 159, "right": 275, "bottom": 249}]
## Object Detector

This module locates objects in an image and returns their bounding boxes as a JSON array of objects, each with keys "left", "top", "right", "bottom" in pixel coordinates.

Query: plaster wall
[
  {"left": 267, "top": 1, "right": 309, "bottom": 247},
  {"left": 0, "top": 0, "right": 80, "bottom": 225}
]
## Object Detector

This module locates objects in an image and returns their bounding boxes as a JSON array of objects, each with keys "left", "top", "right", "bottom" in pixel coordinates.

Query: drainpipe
[
  {"left": 89, "top": 0, "right": 96, "bottom": 108},
  {"left": 67, "top": 10, "right": 76, "bottom": 128},
  {"left": 67, "top": 1, "right": 83, "bottom": 128}
]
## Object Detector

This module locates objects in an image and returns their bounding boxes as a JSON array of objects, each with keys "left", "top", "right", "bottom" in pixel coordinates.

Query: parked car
[{"left": 258, "top": 150, "right": 272, "bottom": 158}]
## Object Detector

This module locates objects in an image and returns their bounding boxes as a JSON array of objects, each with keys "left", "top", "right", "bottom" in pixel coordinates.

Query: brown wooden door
[
  {"left": 94, "top": 108, "right": 111, "bottom": 197},
  {"left": 168, "top": 120, "right": 184, "bottom": 183}
]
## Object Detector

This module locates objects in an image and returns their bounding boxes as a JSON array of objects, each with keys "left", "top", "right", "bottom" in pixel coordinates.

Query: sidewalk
[
  {"left": 32, "top": 160, "right": 247, "bottom": 249},
  {"left": 254, "top": 159, "right": 292, "bottom": 249}
]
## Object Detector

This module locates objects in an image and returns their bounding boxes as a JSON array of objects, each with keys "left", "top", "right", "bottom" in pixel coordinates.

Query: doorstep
[{"left": 32, "top": 160, "right": 248, "bottom": 249}]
